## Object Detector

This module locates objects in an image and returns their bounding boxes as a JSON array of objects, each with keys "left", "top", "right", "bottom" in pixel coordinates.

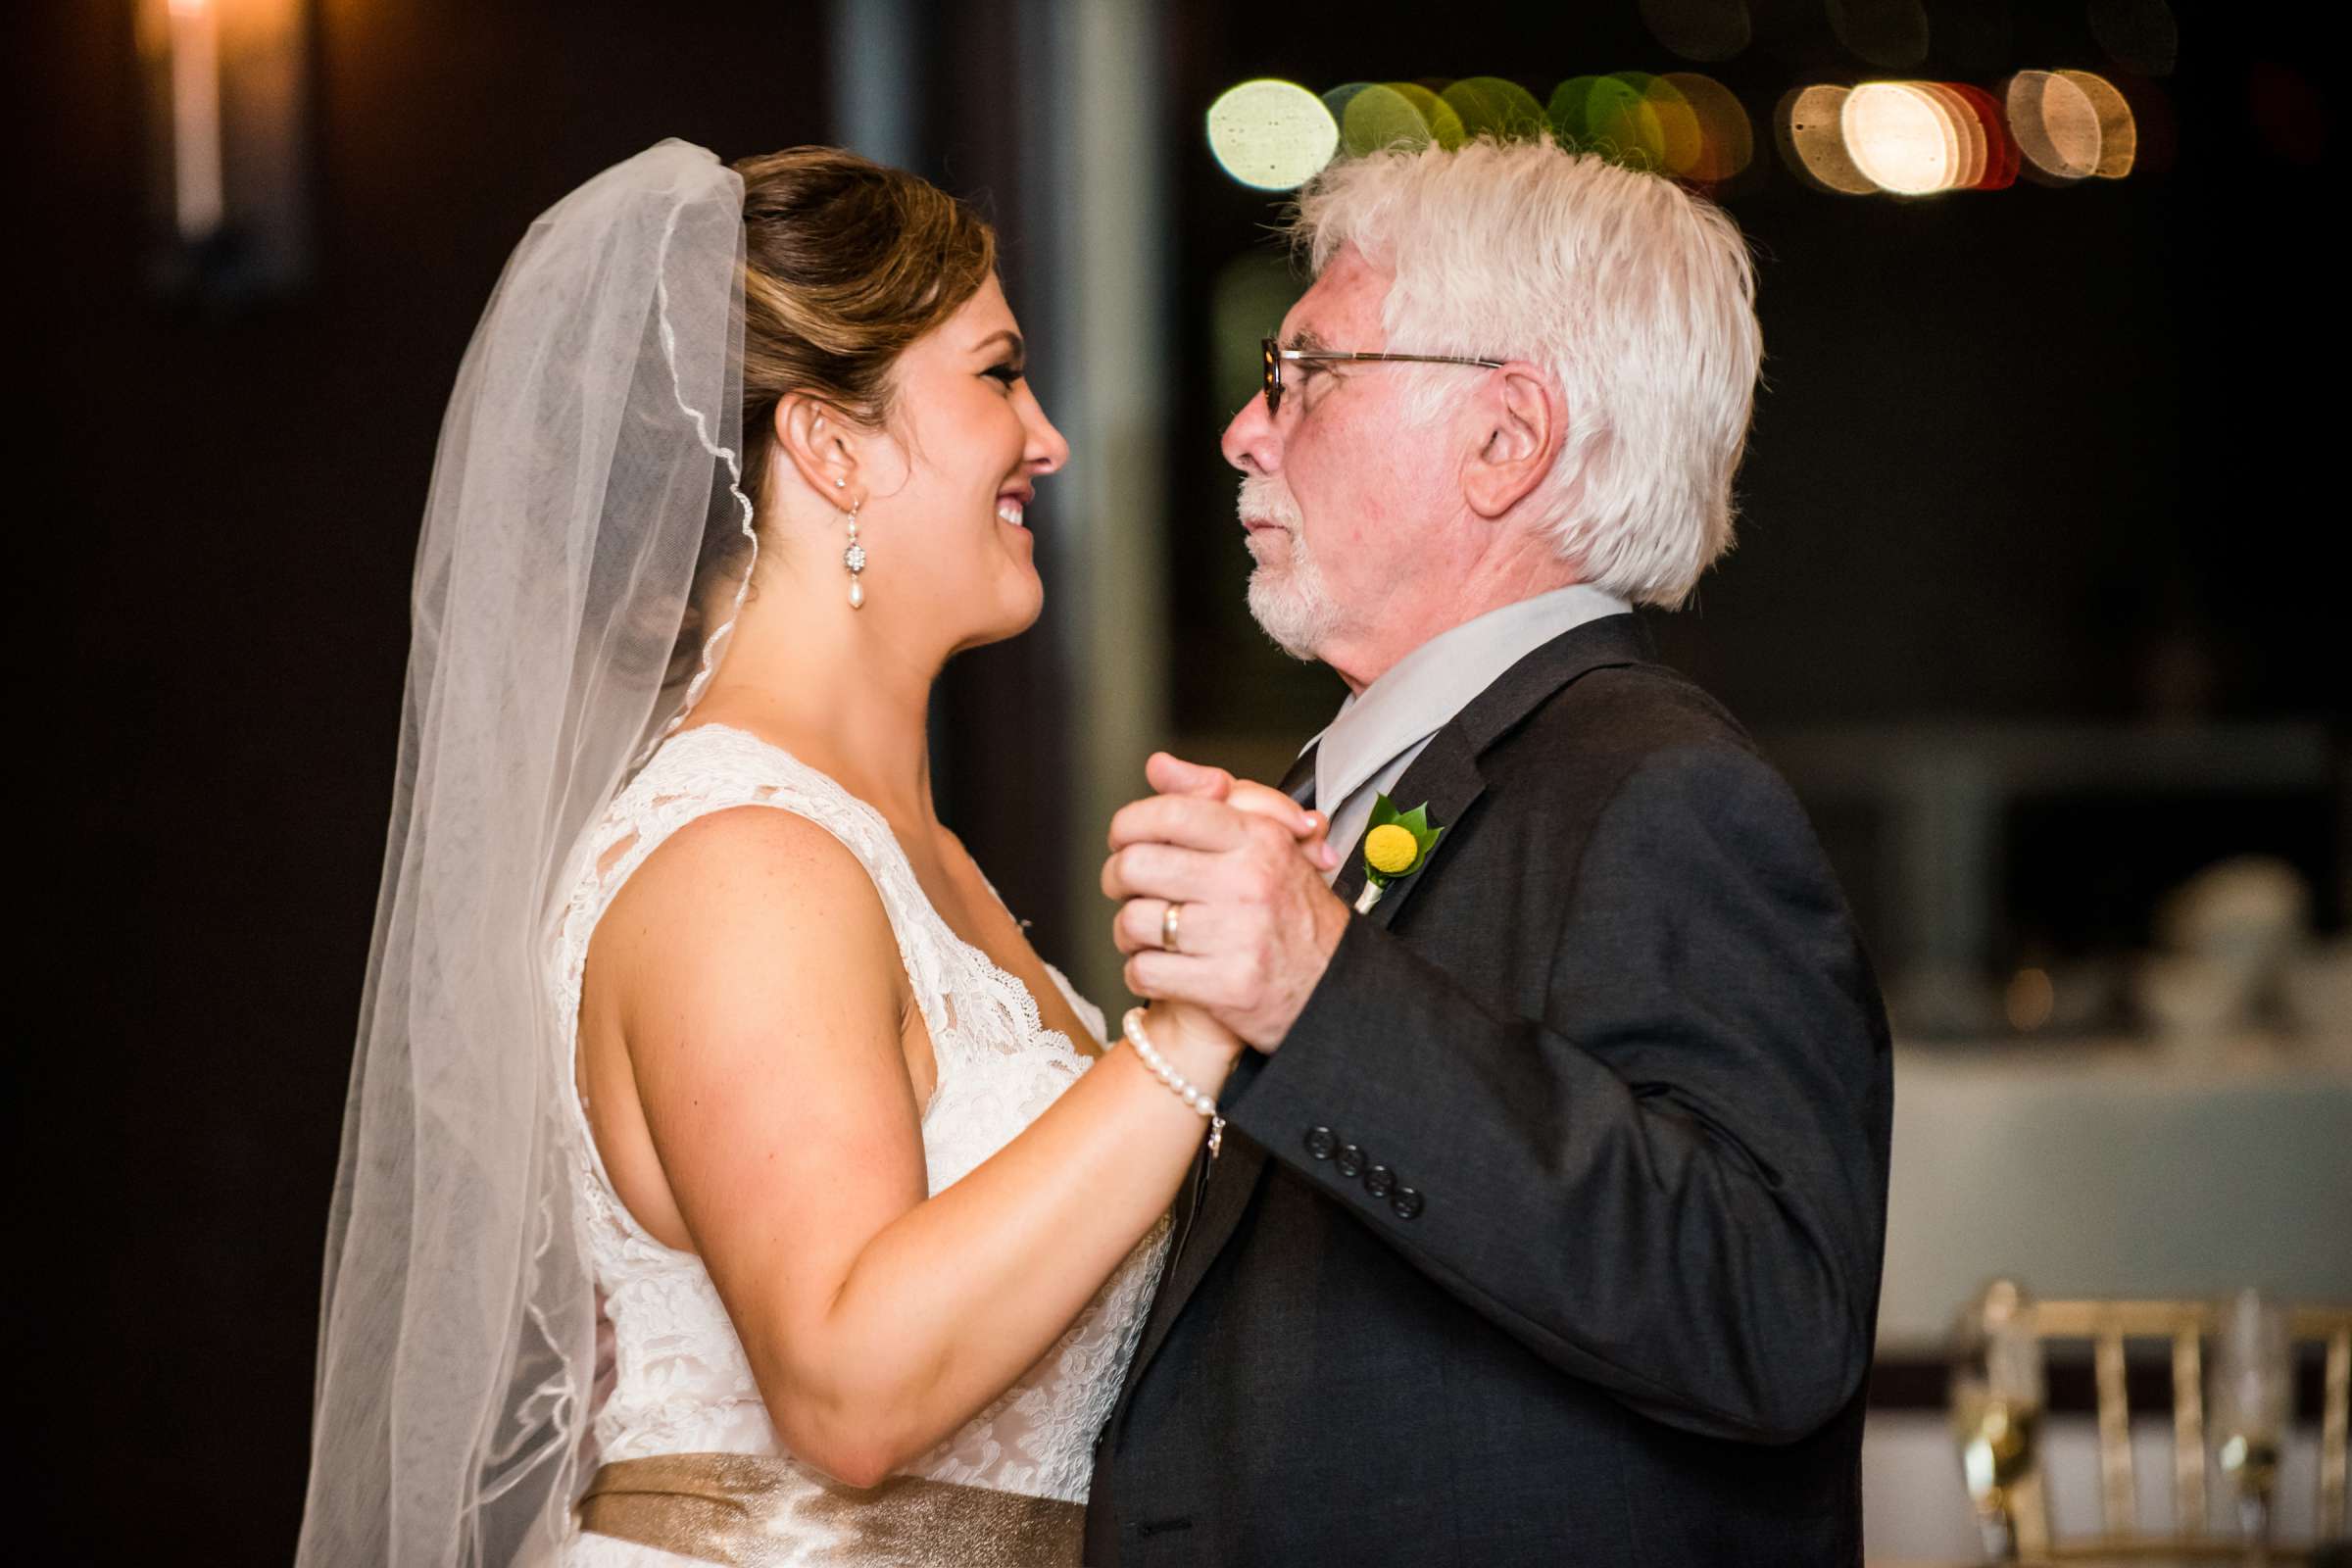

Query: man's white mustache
[{"left": 1238, "top": 477, "right": 1302, "bottom": 535}]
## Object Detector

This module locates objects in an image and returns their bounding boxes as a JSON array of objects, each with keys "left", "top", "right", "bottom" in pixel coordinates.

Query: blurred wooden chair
[{"left": 1991, "top": 1298, "right": 2349, "bottom": 1559}]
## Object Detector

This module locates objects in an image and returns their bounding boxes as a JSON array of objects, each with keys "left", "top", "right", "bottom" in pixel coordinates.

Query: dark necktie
[{"left": 1278, "top": 741, "right": 1319, "bottom": 810}]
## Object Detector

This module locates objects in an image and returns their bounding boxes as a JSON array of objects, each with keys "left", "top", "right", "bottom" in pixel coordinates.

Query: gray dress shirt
[{"left": 1304, "top": 584, "right": 1632, "bottom": 882}]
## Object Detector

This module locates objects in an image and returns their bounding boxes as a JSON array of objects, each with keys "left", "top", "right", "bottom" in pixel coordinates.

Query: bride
[{"left": 297, "top": 140, "right": 1328, "bottom": 1565}]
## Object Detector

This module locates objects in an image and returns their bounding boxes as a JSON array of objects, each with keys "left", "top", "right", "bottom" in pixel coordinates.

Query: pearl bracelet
[{"left": 1121, "top": 1007, "right": 1226, "bottom": 1157}]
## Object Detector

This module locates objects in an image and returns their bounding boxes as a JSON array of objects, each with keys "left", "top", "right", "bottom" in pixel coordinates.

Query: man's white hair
[{"left": 1290, "top": 138, "right": 1761, "bottom": 608}]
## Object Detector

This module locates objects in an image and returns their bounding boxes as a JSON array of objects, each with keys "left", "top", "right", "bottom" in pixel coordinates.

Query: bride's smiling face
[{"left": 861, "top": 274, "right": 1068, "bottom": 651}]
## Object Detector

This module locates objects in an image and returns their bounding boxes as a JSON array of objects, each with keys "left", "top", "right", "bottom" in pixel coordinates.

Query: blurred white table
[{"left": 1878, "top": 1037, "right": 2352, "bottom": 1350}]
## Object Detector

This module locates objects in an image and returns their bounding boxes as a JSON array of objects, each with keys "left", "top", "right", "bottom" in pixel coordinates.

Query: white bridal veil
[{"left": 299, "top": 139, "right": 757, "bottom": 1566}]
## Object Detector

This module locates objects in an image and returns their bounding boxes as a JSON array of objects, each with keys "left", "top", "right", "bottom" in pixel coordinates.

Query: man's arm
[{"left": 1216, "top": 744, "right": 1891, "bottom": 1445}]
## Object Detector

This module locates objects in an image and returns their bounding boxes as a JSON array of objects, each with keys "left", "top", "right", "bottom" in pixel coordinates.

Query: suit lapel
[
  {"left": 1120, "top": 614, "right": 1657, "bottom": 1393},
  {"left": 1328, "top": 727, "right": 1485, "bottom": 932}
]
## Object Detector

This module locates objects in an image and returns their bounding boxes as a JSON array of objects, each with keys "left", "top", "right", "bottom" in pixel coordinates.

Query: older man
[{"left": 1086, "top": 140, "right": 1891, "bottom": 1565}]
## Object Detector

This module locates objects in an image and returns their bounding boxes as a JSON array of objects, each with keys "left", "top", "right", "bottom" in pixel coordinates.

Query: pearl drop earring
[{"left": 841, "top": 495, "right": 867, "bottom": 610}]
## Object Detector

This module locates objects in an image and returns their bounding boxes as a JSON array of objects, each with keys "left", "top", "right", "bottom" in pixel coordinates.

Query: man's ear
[
  {"left": 773, "top": 392, "right": 865, "bottom": 508},
  {"left": 1461, "top": 364, "right": 1561, "bottom": 520}
]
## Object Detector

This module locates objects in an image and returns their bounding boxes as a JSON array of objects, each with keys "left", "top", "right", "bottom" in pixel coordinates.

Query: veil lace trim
[{"left": 641, "top": 207, "right": 760, "bottom": 765}]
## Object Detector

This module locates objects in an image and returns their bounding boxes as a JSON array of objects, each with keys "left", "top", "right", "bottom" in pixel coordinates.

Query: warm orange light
[
  {"left": 1917, "top": 83, "right": 1985, "bottom": 190},
  {"left": 164, "top": 0, "right": 223, "bottom": 239},
  {"left": 1660, "top": 73, "right": 1754, "bottom": 185},
  {"left": 1942, "top": 82, "right": 2017, "bottom": 190},
  {"left": 1642, "top": 75, "right": 1705, "bottom": 176},
  {"left": 2056, "top": 70, "right": 2137, "bottom": 178}
]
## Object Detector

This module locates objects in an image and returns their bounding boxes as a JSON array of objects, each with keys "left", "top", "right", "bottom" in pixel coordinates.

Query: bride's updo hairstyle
[{"left": 683, "top": 148, "right": 997, "bottom": 642}]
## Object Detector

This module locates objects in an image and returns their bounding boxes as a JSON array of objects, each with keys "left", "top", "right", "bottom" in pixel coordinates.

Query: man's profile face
[{"left": 1223, "top": 245, "right": 1450, "bottom": 664}]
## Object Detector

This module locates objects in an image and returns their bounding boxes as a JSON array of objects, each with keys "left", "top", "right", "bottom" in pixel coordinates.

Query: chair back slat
[
  {"left": 1966, "top": 1296, "right": 2350, "bottom": 1555},
  {"left": 2094, "top": 1324, "right": 2139, "bottom": 1533},
  {"left": 2317, "top": 1319, "right": 2349, "bottom": 1537},
  {"left": 2171, "top": 1325, "right": 2207, "bottom": 1537},
  {"left": 2011, "top": 1468, "right": 2053, "bottom": 1556}
]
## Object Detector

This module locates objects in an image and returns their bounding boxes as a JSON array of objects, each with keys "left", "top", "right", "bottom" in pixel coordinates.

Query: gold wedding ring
[{"left": 1161, "top": 901, "right": 1183, "bottom": 954}]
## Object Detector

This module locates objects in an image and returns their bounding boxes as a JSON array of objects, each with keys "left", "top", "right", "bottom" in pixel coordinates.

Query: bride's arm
[{"left": 591, "top": 805, "right": 1237, "bottom": 1489}]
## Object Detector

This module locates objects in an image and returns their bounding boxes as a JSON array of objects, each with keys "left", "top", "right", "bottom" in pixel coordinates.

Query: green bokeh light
[
  {"left": 1441, "top": 76, "right": 1550, "bottom": 141},
  {"left": 1381, "top": 82, "right": 1468, "bottom": 150},
  {"left": 1335, "top": 82, "right": 1434, "bottom": 156}
]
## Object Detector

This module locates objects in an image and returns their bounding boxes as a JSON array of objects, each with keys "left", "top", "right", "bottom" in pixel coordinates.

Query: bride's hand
[{"left": 1145, "top": 753, "right": 1340, "bottom": 874}]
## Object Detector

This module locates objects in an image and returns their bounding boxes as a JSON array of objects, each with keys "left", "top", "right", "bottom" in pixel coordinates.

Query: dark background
[{"left": 17, "top": 0, "right": 2337, "bottom": 1558}]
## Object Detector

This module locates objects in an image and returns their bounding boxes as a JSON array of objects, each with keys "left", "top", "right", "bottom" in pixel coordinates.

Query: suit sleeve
[{"left": 1219, "top": 742, "right": 1891, "bottom": 1446}]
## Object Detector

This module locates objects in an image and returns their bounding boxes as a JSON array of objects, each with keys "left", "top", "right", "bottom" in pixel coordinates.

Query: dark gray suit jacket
[{"left": 1084, "top": 613, "right": 1892, "bottom": 1566}]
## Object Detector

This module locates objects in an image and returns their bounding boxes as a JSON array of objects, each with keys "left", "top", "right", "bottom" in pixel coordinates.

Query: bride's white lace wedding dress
[{"left": 548, "top": 725, "right": 1169, "bottom": 1565}]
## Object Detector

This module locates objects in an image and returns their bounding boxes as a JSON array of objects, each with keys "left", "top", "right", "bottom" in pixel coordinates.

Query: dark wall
[{"left": 24, "top": 3, "right": 834, "bottom": 1557}]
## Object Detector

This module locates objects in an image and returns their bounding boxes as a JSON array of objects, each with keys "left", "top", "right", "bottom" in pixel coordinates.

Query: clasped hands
[{"left": 1103, "top": 753, "right": 1353, "bottom": 1053}]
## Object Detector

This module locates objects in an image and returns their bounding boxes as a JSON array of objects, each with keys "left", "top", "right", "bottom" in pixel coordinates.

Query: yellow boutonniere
[{"left": 1354, "top": 794, "right": 1446, "bottom": 913}]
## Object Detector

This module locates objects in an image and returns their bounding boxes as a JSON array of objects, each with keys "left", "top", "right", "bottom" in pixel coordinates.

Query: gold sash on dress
[{"left": 576, "top": 1453, "right": 1085, "bottom": 1567}]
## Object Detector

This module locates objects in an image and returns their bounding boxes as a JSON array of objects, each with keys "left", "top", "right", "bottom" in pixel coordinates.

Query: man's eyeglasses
[{"left": 1260, "top": 337, "right": 1505, "bottom": 419}]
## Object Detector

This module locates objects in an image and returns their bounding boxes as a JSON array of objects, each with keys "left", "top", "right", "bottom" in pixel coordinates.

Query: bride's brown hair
[{"left": 676, "top": 147, "right": 997, "bottom": 667}]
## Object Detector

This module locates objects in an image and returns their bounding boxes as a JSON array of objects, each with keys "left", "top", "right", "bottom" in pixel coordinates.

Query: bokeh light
[
  {"left": 1383, "top": 81, "right": 1467, "bottom": 149},
  {"left": 1778, "top": 75, "right": 2077, "bottom": 197},
  {"left": 1208, "top": 67, "right": 2152, "bottom": 198},
  {"left": 1841, "top": 81, "right": 1956, "bottom": 195},
  {"left": 1602, "top": 73, "right": 1674, "bottom": 168},
  {"left": 1642, "top": 75, "right": 1706, "bottom": 176},
  {"left": 1552, "top": 74, "right": 1666, "bottom": 168},
  {"left": 2057, "top": 69, "right": 2137, "bottom": 178},
  {"left": 1442, "top": 76, "right": 1549, "bottom": 141},
  {"left": 1548, "top": 76, "right": 1606, "bottom": 151},
  {"left": 1777, "top": 84, "right": 1877, "bottom": 195},
  {"left": 1915, "top": 81, "right": 1984, "bottom": 190},
  {"left": 1942, "top": 82, "right": 2017, "bottom": 190},
  {"left": 1660, "top": 73, "right": 1755, "bottom": 184},
  {"left": 1206, "top": 78, "right": 1340, "bottom": 190},
  {"left": 1321, "top": 81, "right": 1372, "bottom": 124},
  {"left": 1328, "top": 81, "right": 1434, "bottom": 156},
  {"left": 2004, "top": 966, "right": 2056, "bottom": 1033},
  {"left": 2005, "top": 70, "right": 2102, "bottom": 183}
]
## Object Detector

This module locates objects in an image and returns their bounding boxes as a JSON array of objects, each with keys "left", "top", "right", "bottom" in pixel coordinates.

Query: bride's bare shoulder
[{"left": 594, "top": 804, "right": 900, "bottom": 1001}]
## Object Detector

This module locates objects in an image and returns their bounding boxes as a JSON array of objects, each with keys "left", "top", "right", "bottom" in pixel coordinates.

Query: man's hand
[
  {"left": 1104, "top": 752, "right": 1353, "bottom": 1051},
  {"left": 1144, "top": 753, "right": 1344, "bottom": 872}
]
